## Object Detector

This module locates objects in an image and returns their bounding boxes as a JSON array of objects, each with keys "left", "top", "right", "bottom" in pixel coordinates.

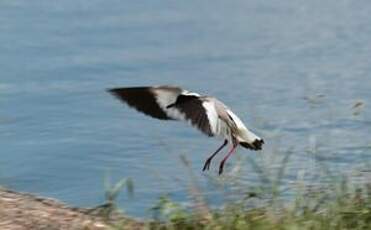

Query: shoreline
[
  {"left": 0, "top": 187, "right": 142, "bottom": 230},
  {"left": 1, "top": 179, "right": 370, "bottom": 230}
]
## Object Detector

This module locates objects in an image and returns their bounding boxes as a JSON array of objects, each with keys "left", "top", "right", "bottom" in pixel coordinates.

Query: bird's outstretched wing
[
  {"left": 108, "top": 86, "right": 214, "bottom": 136},
  {"left": 108, "top": 86, "right": 181, "bottom": 120},
  {"left": 168, "top": 95, "right": 214, "bottom": 136}
]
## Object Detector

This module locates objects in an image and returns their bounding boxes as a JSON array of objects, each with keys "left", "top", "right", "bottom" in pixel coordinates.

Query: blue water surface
[{"left": 1, "top": 0, "right": 370, "bottom": 217}]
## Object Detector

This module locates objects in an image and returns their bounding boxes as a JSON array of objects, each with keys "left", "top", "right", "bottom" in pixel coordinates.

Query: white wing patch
[
  {"left": 202, "top": 100, "right": 231, "bottom": 139},
  {"left": 153, "top": 89, "right": 186, "bottom": 121},
  {"left": 202, "top": 100, "right": 218, "bottom": 134},
  {"left": 182, "top": 90, "right": 200, "bottom": 97}
]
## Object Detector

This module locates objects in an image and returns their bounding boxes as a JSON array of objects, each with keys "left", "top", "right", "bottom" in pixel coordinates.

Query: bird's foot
[
  {"left": 218, "top": 162, "right": 225, "bottom": 175},
  {"left": 202, "top": 159, "right": 212, "bottom": 171}
]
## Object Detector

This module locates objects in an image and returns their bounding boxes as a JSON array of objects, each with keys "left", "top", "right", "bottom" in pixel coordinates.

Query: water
[{"left": 1, "top": 0, "right": 370, "bottom": 217}]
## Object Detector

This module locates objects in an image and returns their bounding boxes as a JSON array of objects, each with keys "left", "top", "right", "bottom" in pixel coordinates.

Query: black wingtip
[
  {"left": 107, "top": 88, "right": 128, "bottom": 99},
  {"left": 107, "top": 88, "right": 119, "bottom": 95}
]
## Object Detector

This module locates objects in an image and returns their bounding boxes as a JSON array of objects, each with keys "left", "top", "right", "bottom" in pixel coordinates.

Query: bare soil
[{"left": 0, "top": 187, "right": 143, "bottom": 230}]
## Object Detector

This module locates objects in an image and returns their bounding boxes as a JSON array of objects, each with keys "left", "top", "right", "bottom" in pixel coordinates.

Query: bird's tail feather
[{"left": 240, "top": 139, "right": 264, "bottom": 150}]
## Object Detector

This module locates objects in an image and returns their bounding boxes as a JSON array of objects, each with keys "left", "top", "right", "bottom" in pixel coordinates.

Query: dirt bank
[{"left": 0, "top": 187, "right": 142, "bottom": 230}]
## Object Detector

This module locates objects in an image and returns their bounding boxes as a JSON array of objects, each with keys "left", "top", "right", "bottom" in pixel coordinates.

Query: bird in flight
[{"left": 108, "top": 85, "right": 264, "bottom": 175}]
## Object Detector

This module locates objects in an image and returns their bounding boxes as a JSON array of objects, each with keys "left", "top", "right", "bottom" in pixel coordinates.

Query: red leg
[
  {"left": 219, "top": 144, "right": 237, "bottom": 175},
  {"left": 202, "top": 140, "right": 228, "bottom": 171}
]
